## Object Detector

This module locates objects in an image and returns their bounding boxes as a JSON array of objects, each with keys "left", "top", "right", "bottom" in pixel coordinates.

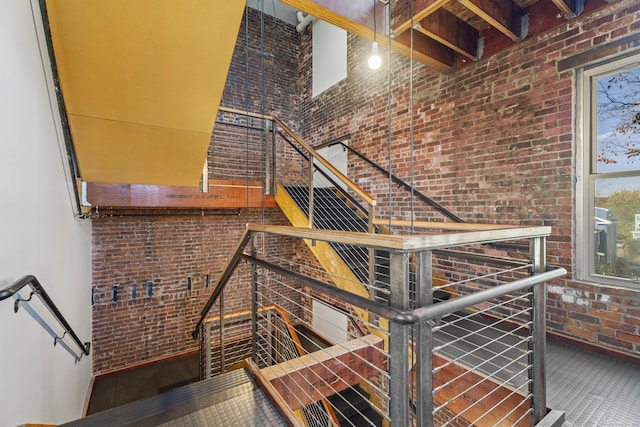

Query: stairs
[
  {"left": 295, "top": 325, "right": 384, "bottom": 427},
  {"left": 61, "top": 369, "right": 287, "bottom": 427},
  {"left": 328, "top": 385, "right": 383, "bottom": 427},
  {"left": 277, "top": 185, "right": 450, "bottom": 304}
]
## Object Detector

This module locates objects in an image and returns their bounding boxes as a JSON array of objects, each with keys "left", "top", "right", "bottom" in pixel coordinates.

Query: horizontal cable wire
[
  {"left": 435, "top": 365, "right": 532, "bottom": 425},
  {"left": 254, "top": 310, "right": 380, "bottom": 427},
  {"left": 254, "top": 272, "right": 391, "bottom": 421},
  {"left": 254, "top": 286, "right": 391, "bottom": 393}
]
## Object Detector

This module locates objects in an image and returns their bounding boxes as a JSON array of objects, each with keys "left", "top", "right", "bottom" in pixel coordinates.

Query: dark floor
[
  {"left": 87, "top": 343, "right": 640, "bottom": 426},
  {"left": 87, "top": 353, "right": 200, "bottom": 415}
]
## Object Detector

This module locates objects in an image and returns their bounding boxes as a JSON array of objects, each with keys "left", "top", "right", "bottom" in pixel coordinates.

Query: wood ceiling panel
[{"left": 46, "top": 0, "right": 245, "bottom": 185}]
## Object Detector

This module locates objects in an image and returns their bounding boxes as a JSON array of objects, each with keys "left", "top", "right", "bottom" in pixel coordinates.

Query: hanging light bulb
[
  {"left": 368, "top": 0, "right": 381, "bottom": 70},
  {"left": 368, "top": 41, "right": 381, "bottom": 70}
]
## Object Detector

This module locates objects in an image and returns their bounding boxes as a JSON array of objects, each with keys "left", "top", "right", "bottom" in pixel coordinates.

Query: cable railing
[
  {"left": 0, "top": 275, "right": 90, "bottom": 362},
  {"left": 193, "top": 223, "right": 565, "bottom": 427},
  {"left": 318, "top": 140, "right": 464, "bottom": 223},
  {"left": 217, "top": 106, "right": 377, "bottom": 231}
]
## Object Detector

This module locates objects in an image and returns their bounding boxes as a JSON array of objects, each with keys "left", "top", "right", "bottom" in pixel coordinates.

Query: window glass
[
  {"left": 594, "top": 177, "right": 640, "bottom": 279},
  {"left": 578, "top": 54, "right": 640, "bottom": 287},
  {"left": 595, "top": 68, "right": 640, "bottom": 173}
]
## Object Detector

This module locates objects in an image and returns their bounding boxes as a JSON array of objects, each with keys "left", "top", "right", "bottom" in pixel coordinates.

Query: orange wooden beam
[
  {"left": 458, "top": 0, "right": 525, "bottom": 42},
  {"left": 390, "top": 0, "right": 449, "bottom": 36},
  {"left": 261, "top": 334, "right": 386, "bottom": 411},
  {"left": 85, "top": 180, "right": 277, "bottom": 209}
]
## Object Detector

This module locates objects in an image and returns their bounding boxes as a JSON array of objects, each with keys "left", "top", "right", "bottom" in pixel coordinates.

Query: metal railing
[
  {"left": 193, "top": 223, "right": 565, "bottom": 427},
  {"left": 317, "top": 140, "right": 464, "bottom": 223},
  {"left": 214, "top": 107, "right": 469, "bottom": 230},
  {"left": 217, "top": 107, "right": 377, "bottom": 232},
  {"left": 0, "top": 275, "right": 91, "bottom": 362}
]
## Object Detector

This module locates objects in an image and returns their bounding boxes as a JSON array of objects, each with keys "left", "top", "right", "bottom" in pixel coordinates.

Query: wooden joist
[
  {"left": 415, "top": 8, "right": 479, "bottom": 60},
  {"left": 261, "top": 334, "right": 386, "bottom": 411},
  {"left": 459, "top": 0, "right": 525, "bottom": 41},
  {"left": 279, "top": 0, "right": 454, "bottom": 71}
]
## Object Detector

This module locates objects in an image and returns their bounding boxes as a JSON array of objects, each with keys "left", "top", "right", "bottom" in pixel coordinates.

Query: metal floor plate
[
  {"left": 61, "top": 369, "right": 285, "bottom": 427},
  {"left": 546, "top": 340, "right": 640, "bottom": 427},
  {"left": 159, "top": 387, "right": 285, "bottom": 427}
]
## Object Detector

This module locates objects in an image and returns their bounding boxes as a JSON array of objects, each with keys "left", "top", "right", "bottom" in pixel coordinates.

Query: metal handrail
[
  {"left": 192, "top": 224, "right": 560, "bottom": 337},
  {"left": 325, "top": 140, "right": 463, "bottom": 222},
  {"left": 218, "top": 106, "right": 377, "bottom": 209},
  {"left": 275, "top": 129, "right": 372, "bottom": 219},
  {"left": 0, "top": 275, "right": 91, "bottom": 356}
]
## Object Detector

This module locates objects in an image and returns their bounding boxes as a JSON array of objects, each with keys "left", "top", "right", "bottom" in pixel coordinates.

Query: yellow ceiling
[{"left": 46, "top": 0, "right": 245, "bottom": 186}]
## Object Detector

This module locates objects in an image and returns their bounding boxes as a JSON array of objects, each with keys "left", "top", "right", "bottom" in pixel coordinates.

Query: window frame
[{"left": 576, "top": 51, "right": 640, "bottom": 289}]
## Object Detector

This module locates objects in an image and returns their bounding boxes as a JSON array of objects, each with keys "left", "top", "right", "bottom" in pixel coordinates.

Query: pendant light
[{"left": 368, "top": 0, "right": 381, "bottom": 70}]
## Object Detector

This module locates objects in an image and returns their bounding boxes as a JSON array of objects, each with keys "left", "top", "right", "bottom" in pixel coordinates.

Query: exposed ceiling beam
[
  {"left": 415, "top": 8, "right": 479, "bottom": 60},
  {"left": 279, "top": 0, "right": 454, "bottom": 70},
  {"left": 390, "top": 0, "right": 449, "bottom": 36},
  {"left": 551, "top": 0, "right": 585, "bottom": 18},
  {"left": 458, "top": 0, "right": 526, "bottom": 41}
]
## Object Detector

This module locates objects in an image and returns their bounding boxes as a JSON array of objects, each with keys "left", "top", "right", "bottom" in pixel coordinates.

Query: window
[{"left": 576, "top": 52, "right": 640, "bottom": 288}]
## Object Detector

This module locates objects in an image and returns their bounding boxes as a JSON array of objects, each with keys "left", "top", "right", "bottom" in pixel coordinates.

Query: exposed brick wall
[
  {"left": 91, "top": 210, "right": 303, "bottom": 374},
  {"left": 221, "top": 8, "right": 299, "bottom": 124},
  {"left": 296, "top": 1, "right": 640, "bottom": 356}
]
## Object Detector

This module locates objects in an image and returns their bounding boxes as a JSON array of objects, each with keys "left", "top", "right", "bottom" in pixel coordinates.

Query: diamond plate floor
[
  {"left": 159, "top": 387, "right": 286, "bottom": 427},
  {"left": 547, "top": 340, "right": 640, "bottom": 427},
  {"left": 61, "top": 369, "right": 286, "bottom": 427}
]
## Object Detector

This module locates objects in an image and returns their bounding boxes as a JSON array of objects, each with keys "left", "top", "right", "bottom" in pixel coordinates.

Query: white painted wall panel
[
  {"left": 0, "top": 1, "right": 92, "bottom": 425},
  {"left": 312, "top": 20, "right": 347, "bottom": 97}
]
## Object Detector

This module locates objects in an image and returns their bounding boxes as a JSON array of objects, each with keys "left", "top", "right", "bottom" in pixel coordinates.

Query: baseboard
[
  {"left": 94, "top": 348, "right": 199, "bottom": 377},
  {"left": 547, "top": 331, "right": 640, "bottom": 366}
]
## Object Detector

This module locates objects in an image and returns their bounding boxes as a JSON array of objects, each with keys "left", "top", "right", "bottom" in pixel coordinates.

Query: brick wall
[
  {"left": 296, "top": 1, "right": 640, "bottom": 356},
  {"left": 91, "top": 210, "right": 303, "bottom": 374}
]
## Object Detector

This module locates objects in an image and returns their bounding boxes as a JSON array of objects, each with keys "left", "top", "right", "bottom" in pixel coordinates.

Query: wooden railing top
[{"left": 248, "top": 224, "right": 551, "bottom": 251}]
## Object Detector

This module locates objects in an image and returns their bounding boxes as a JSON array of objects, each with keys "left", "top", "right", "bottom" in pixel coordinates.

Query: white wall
[
  {"left": 312, "top": 20, "right": 347, "bottom": 97},
  {"left": 312, "top": 300, "right": 348, "bottom": 344},
  {"left": 313, "top": 143, "right": 349, "bottom": 189},
  {"left": 0, "top": 1, "right": 92, "bottom": 425}
]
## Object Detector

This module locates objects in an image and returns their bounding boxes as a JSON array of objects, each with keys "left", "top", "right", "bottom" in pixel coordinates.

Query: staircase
[
  {"left": 61, "top": 369, "right": 288, "bottom": 427},
  {"left": 277, "top": 184, "right": 449, "bottom": 305},
  {"left": 284, "top": 186, "right": 382, "bottom": 286}
]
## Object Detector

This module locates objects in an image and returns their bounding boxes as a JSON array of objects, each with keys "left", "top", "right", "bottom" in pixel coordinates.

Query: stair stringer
[{"left": 275, "top": 184, "right": 388, "bottom": 344}]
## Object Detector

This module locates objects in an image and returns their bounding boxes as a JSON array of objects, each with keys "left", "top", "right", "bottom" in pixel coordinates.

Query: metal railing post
[
  {"left": 251, "top": 235, "right": 259, "bottom": 363},
  {"left": 367, "top": 204, "right": 376, "bottom": 323},
  {"left": 415, "top": 250, "right": 434, "bottom": 427},
  {"left": 389, "top": 251, "right": 410, "bottom": 427},
  {"left": 530, "top": 236, "right": 547, "bottom": 424},
  {"left": 219, "top": 288, "right": 225, "bottom": 374},
  {"left": 200, "top": 322, "right": 212, "bottom": 380},
  {"left": 308, "top": 157, "right": 315, "bottom": 228},
  {"left": 270, "top": 119, "right": 276, "bottom": 194},
  {"left": 265, "top": 119, "right": 273, "bottom": 195}
]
